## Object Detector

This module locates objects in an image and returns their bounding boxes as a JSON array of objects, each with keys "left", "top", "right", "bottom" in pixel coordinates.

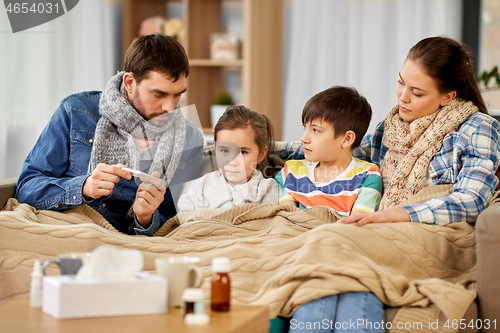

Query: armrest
[
  {"left": 476, "top": 202, "right": 500, "bottom": 322},
  {"left": 0, "top": 177, "right": 18, "bottom": 209}
]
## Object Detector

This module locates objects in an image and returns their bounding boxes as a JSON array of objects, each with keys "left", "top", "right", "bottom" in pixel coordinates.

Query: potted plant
[
  {"left": 476, "top": 66, "right": 500, "bottom": 119},
  {"left": 210, "top": 91, "right": 235, "bottom": 128}
]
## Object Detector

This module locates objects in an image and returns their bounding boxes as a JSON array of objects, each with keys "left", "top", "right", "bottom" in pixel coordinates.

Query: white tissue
[{"left": 75, "top": 245, "right": 143, "bottom": 281}]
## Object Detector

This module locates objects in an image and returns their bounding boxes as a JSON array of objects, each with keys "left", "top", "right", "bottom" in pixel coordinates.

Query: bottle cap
[
  {"left": 212, "top": 257, "right": 230, "bottom": 273},
  {"left": 182, "top": 288, "right": 205, "bottom": 302},
  {"left": 184, "top": 313, "right": 210, "bottom": 325},
  {"left": 30, "top": 259, "right": 43, "bottom": 308}
]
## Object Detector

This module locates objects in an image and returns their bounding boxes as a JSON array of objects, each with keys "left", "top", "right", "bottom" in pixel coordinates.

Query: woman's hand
[{"left": 337, "top": 208, "right": 411, "bottom": 226}]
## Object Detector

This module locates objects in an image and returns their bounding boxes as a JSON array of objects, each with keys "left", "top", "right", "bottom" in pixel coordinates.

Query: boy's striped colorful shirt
[{"left": 275, "top": 158, "right": 383, "bottom": 216}]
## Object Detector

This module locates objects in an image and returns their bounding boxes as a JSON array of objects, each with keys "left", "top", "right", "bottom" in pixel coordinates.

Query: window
[{"left": 479, "top": 0, "right": 500, "bottom": 113}]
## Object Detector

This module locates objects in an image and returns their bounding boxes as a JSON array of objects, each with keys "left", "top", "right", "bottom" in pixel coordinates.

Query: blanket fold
[{"left": 0, "top": 188, "right": 475, "bottom": 333}]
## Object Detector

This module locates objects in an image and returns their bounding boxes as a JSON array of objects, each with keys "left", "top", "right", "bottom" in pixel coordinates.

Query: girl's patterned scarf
[{"left": 379, "top": 98, "right": 478, "bottom": 210}]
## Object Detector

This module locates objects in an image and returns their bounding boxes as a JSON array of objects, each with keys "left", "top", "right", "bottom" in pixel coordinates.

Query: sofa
[
  {"left": 0, "top": 177, "right": 16, "bottom": 211},
  {"left": 0, "top": 157, "right": 498, "bottom": 333}
]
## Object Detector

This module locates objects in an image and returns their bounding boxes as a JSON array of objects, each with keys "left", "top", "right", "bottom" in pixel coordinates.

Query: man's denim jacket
[{"left": 15, "top": 91, "right": 204, "bottom": 235}]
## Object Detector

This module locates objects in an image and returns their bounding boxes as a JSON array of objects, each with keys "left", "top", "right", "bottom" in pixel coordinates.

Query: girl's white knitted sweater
[{"left": 177, "top": 169, "right": 279, "bottom": 215}]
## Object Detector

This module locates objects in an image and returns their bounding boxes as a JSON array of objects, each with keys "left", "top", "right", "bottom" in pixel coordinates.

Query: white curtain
[
  {"left": 0, "top": 0, "right": 122, "bottom": 179},
  {"left": 282, "top": 0, "right": 463, "bottom": 140}
]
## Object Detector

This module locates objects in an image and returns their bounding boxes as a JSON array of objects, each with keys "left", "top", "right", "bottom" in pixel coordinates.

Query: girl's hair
[
  {"left": 407, "top": 36, "right": 488, "bottom": 114},
  {"left": 214, "top": 105, "right": 277, "bottom": 177}
]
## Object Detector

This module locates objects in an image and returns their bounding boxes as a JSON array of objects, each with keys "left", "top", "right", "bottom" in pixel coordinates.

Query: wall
[
  {"left": 281, "top": 0, "right": 463, "bottom": 141},
  {"left": 0, "top": 0, "right": 122, "bottom": 178}
]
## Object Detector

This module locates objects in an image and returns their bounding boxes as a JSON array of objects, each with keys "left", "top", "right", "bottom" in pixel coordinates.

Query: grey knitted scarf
[{"left": 88, "top": 72, "right": 186, "bottom": 187}]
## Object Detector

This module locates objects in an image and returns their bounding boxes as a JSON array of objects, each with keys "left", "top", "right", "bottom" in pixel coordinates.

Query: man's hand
[
  {"left": 133, "top": 171, "right": 166, "bottom": 227},
  {"left": 83, "top": 163, "right": 132, "bottom": 199},
  {"left": 337, "top": 208, "right": 411, "bottom": 226}
]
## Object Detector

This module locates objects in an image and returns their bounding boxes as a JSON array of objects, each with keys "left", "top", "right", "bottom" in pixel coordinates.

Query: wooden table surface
[{"left": 0, "top": 298, "right": 270, "bottom": 333}]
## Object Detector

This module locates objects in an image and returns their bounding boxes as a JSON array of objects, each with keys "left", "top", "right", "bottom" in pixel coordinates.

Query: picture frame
[{"left": 210, "top": 33, "right": 240, "bottom": 60}]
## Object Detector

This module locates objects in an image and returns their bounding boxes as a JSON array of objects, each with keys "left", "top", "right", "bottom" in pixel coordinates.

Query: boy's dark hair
[
  {"left": 123, "top": 34, "right": 189, "bottom": 84},
  {"left": 301, "top": 86, "right": 372, "bottom": 148}
]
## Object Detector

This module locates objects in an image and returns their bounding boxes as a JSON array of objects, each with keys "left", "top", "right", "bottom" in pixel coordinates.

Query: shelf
[
  {"left": 189, "top": 59, "right": 243, "bottom": 67},
  {"left": 202, "top": 127, "right": 215, "bottom": 134},
  {"left": 123, "top": 0, "right": 283, "bottom": 139}
]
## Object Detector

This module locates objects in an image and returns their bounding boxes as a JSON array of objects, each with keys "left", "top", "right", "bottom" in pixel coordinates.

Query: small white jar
[{"left": 182, "top": 288, "right": 205, "bottom": 317}]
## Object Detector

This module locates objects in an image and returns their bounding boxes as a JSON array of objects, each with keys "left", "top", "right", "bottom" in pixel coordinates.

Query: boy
[{"left": 275, "top": 86, "right": 382, "bottom": 217}]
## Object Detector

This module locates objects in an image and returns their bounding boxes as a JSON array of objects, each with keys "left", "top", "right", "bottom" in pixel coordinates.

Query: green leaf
[
  {"left": 483, "top": 71, "right": 491, "bottom": 87},
  {"left": 490, "top": 66, "right": 498, "bottom": 76}
]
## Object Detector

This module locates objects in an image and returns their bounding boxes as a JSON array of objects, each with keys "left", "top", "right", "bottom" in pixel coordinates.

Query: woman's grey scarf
[{"left": 88, "top": 72, "right": 186, "bottom": 187}]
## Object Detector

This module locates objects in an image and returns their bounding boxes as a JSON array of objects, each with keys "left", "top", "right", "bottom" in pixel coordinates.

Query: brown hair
[
  {"left": 407, "top": 36, "right": 488, "bottom": 114},
  {"left": 123, "top": 34, "right": 189, "bottom": 84},
  {"left": 302, "top": 86, "right": 372, "bottom": 148},
  {"left": 214, "top": 105, "right": 276, "bottom": 177}
]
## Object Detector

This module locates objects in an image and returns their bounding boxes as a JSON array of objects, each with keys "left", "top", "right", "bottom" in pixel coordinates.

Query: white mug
[{"left": 155, "top": 256, "right": 203, "bottom": 307}]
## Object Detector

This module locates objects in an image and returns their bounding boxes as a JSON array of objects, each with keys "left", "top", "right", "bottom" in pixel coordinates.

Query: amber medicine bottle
[{"left": 211, "top": 257, "right": 230, "bottom": 311}]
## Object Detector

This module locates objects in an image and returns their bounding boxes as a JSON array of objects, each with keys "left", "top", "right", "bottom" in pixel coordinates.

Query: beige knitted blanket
[{"left": 0, "top": 186, "right": 475, "bottom": 333}]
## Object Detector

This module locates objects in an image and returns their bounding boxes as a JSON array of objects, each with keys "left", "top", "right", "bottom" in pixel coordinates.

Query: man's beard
[{"left": 128, "top": 93, "right": 170, "bottom": 127}]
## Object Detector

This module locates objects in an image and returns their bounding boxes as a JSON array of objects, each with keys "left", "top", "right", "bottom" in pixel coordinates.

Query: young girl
[{"left": 177, "top": 105, "right": 279, "bottom": 214}]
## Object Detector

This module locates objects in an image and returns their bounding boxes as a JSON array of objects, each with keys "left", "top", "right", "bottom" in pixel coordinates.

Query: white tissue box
[{"left": 42, "top": 272, "right": 167, "bottom": 319}]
